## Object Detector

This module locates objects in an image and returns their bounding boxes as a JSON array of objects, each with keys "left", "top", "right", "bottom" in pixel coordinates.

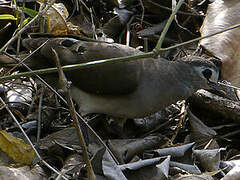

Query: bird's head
[{"left": 180, "top": 56, "right": 220, "bottom": 91}]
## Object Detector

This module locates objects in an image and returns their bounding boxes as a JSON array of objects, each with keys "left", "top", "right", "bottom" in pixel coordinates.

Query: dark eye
[
  {"left": 202, "top": 69, "right": 212, "bottom": 80},
  {"left": 61, "top": 39, "right": 75, "bottom": 47},
  {"left": 77, "top": 46, "right": 86, "bottom": 54}
]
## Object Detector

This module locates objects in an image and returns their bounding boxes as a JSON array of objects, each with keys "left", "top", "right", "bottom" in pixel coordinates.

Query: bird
[{"left": 0, "top": 37, "right": 219, "bottom": 119}]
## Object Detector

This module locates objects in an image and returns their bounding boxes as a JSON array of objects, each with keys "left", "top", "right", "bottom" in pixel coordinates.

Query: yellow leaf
[
  {"left": 0, "top": 14, "right": 17, "bottom": 21},
  {"left": 43, "top": 3, "right": 69, "bottom": 34},
  {"left": 0, "top": 130, "right": 34, "bottom": 165}
]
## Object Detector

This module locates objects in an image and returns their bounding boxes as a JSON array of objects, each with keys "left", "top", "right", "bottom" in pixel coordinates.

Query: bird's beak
[
  {"left": 207, "top": 80, "right": 227, "bottom": 96},
  {"left": 207, "top": 80, "right": 219, "bottom": 91}
]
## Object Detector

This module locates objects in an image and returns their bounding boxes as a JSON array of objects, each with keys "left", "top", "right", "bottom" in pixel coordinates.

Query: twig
[
  {"left": 2, "top": 51, "right": 119, "bottom": 165},
  {"left": 170, "top": 102, "right": 187, "bottom": 143},
  {"left": 1, "top": 19, "right": 240, "bottom": 82},
  {"left": 7, "top": 40, "right": 49, "bottom": 73},
  {"left": 155, "top": 0, "right": 185, "bottom": 52},
  {"left": 0, "top": 12, "right": 239, "bottom": 79},
  {"left": 90, "top": 8, "right": 97, "bottom": 39},
  {"left": 16, "top": 0, "right": 26, "bottom": 55},
  {"left": 0, "top": 52, "right": 153, "bottom": 82},
  {"left": 36, "top": 88, "right": 44, "bottom": 147},
  {"left": 0, "top": 0, "right": 56, "bottom": 53},
  {"left": 138, "top": 0, "right": 144, "bottom": 24},
  {"left": 0, "top": 97, "right": 68, "bottom": 180},
  {"left": 52, "top": 48, "right": 96, "bottom": 180}
]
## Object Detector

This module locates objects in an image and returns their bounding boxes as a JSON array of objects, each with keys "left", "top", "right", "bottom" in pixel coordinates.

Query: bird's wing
[{"left": 23, "top": 38, "right": 143, "bottom": 95}]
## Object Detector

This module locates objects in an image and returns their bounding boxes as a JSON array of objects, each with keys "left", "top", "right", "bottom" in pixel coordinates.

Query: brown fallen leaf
[{"left": 0, "top": 130, "right": 34, "bottom": 165}]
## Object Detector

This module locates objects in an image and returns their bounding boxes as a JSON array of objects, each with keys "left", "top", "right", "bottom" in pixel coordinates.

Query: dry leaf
[
  {"left": 200, "top": 1, "right": 240, "bottom": 86},
  {"left": 0, "top": 130, "right": 34, "bottom": 165},
  {"left": 41, "top": 3, "right": 69, "bottom": 35}
]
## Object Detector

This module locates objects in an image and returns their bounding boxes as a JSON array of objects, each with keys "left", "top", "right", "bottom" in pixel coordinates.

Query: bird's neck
[{"left": 140, "top": 59, "right": 195, "bottom": 108}]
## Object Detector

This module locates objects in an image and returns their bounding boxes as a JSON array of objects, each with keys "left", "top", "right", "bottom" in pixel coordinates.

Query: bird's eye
[
  {"left": 61, "top": 39, "right": 75, "bottom": 47},
  {"left": 202, "top": 69, "right": 212, "bottom": 80},
  {"left": 77, "top": 46, "right": 86, "bottom": 54}
]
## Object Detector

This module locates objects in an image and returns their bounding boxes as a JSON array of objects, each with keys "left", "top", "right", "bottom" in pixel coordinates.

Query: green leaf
[
  {"left": 17, "top": 18, "right": 29, "bottom": 28},
  {"left": 22, "top": 18, "right": 29, "bottom": 25},
  {"left": 0, "top": 14, "right": 17, "bottom": 20},
  {"left": 13, "top": 0, "right": 17, "bottom": 9},
  {"left": 22, "top": 7, "right": 38, "bottom": 17}
]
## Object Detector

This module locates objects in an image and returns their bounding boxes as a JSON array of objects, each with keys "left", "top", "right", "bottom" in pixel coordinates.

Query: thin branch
[
  {"left": 0, "top": 0, "right": 56, "bottom": 53},
  {"left": 154, "top": 0, "right": 185, "bottom": 51},
  {"left": 0, "top": 97, "right": 68, "bottom": 180},
  {"left": 2, "top": 18, "right": 240, "bottom": 83},
  {"left": 36, "top": 88, "right": 44, "bottom": 147},
  {"left": 2, "top": 51, "right": 119, "bottom": 164},
  {"left": 52, "top": 48, "right": 96, "bottom": 180},
  {"left": 0, "top": 52, "right": 153, "bottom": 82}
]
